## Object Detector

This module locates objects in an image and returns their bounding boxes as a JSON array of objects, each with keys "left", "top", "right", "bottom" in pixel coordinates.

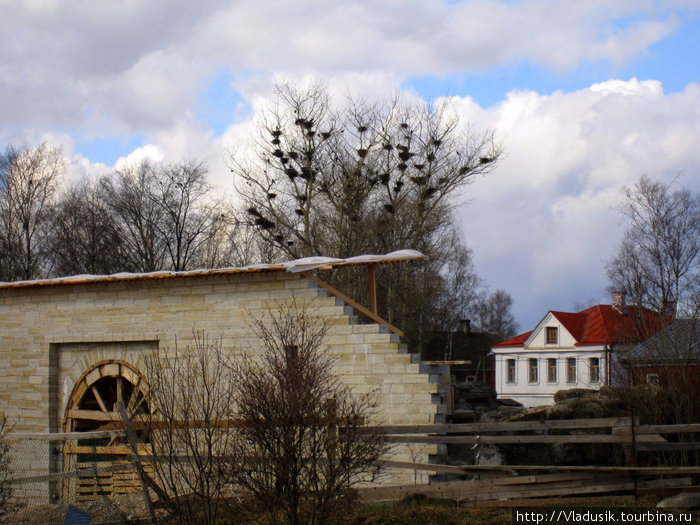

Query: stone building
[{"left": 0, "top": 251, "right": 444, "bottom": 503}]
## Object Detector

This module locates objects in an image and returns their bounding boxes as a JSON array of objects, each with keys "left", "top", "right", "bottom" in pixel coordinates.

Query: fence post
[
  {"left": 117, "top": 401, "right": 156, "bottom": 523},
  {"left": 630, "top": 415, "right": 638, "bottom": 500}
]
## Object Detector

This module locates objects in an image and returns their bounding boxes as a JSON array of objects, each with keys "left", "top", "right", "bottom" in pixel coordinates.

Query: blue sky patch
[
  {"left": 196, "top": 68, "right": 251, "bottom": 136},
  {"left": 75, "top": 133, "right": 145, "bottom": 167}
]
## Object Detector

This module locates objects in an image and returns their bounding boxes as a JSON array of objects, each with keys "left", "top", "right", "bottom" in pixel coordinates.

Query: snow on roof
[{"left": 0, "top": 250, "right": 426, "bottom": 290}]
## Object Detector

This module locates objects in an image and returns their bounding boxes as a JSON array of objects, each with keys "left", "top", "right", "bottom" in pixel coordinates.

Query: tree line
[{"left": 0, "top": 84, "right": 518, "bottom": 348}]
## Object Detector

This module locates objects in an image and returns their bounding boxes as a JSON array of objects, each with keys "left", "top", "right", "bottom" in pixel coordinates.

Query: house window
[
  {"left": 547, "top": 358, "right": 557, "bottom": 383},
  {"left": 646, "top": 373, "right": 660, "bottom": 386},
  {"left": 589, "top": 358, "right": 600, "bottom": 383},
  {"left": 567, "top": 357, "right": 577, "bottom": 383},
  {"left": 507, "top": 359, "right": 516, "bottom": 383},
  {"left": 546, "top": 327, "right": 558, "bottom": 345},
  {"left": 528, "top": 358, "right": 538, "bottom": 383}
]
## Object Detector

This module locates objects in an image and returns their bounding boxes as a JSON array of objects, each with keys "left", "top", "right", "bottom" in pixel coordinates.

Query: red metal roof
[
  {"left": 493, "top": 304, "right": 665, "bottom": 348},
  {"left": 493, "top": 331, "right": 532, "bottom": 347}
]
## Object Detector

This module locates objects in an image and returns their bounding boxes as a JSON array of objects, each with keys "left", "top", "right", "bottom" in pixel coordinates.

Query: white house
[{"left": 491, "top": 292, "right": 664, "bottom": 407}]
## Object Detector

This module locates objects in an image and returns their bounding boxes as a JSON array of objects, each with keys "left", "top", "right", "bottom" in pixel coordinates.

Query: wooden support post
[
  {"left": 117, "top": 400, "right": 157, "bottom": 523},
  {"left": 368, "top": 263, "right": 377, "bottom": 315}
]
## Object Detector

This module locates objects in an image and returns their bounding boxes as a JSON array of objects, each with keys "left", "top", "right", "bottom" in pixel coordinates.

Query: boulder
[{"left": 553, "top": 389, "right": 598, "bottom": 403}]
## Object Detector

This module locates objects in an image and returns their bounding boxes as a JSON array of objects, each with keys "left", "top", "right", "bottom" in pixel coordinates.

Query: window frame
[
  {"left": 566, "top": 357, "right": 577, "bottom": 383},
  {"left": 546, "top": 326, "right": 558, "bottom": 345},
  {"left": 589, "top": 357, "right": 600, "bottom": 383},
  {"left": 506, "top": 359, "right": 516, "bottom": 384},
  {"left": 547, "top": 358, "right": 557, "bottom": 383},
  {"left": 528, "top": 358, "right": 538, "bottom": 383}
]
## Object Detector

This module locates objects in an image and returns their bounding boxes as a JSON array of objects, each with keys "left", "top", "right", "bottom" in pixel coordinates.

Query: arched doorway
[{"left": 63, "top": 360, "right": 154, "bottom": 501}]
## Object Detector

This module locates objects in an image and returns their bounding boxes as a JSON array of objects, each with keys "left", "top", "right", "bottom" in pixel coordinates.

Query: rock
[
  {"left": 498, "top": 398, "right": 523, "bottom": 407},
  {"left": 545, "top": 403, "right": 573, "bottom": 419},
  {"left": 553, "top": 389, "right": 598, "bottom": 403},
  {"left": 657, "top": 492, "right": 700, "bottom": 510}
]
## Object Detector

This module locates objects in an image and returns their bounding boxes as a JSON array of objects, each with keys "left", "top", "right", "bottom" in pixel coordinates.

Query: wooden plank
[
  {"left": 382, "top": 417, "right": 633, "bottom": 434},
  {"left": 357, "top": 475, "right": 695, "bottom": 504},
  {"left": 6, "top": 429, "right": 125, "bottom": 440},
  {"left": 380, "top": 460, "right": 467, "bottom": 475},
  {"left": 67, "top": 409, "right": 150, "bottom": 422},
  {"left": 480, "top": 495, "right": 637, "bottom": 507},
  {"left": 387, "top": 434, "right": 664, "bottom": 444},
  {"left": 637, "top": 478, "right": 693, "bottom": 490},
  {"left": 380, "top": 462, "right": 700, "bottom": 476},
  {"left": 637, "top": 442, "right": 700, "bottom": 451},
  {"left": 64, "top": 444, "right": 152, "bottom": 455},
  {"left": 448, "top": 465, "right": 700, "bottom": 475},
  {"left": 368, "top": 264, "right": 377, "bottom": 315},
  {"left": 356, "top": 477, "right": 637, "bottom": 503},
  {"left": 628, "top": 423, "right": 700, "bottom": 435}
]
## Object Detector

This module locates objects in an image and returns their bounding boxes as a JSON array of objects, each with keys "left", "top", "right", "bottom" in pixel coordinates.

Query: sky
[{"left": 1, "top": 0, "right": 699, "bottom": 330}]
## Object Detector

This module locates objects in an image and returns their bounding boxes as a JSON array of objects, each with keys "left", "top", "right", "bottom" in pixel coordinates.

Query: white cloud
[
  {"left": 452, "top": 79, "right": 700, "bottom": 327},
  {"left": 114, "top": 144, "right": 165, "bottom": 171},
  {"left": 1, "top": 1, "right": 692, "bottom": 139}
]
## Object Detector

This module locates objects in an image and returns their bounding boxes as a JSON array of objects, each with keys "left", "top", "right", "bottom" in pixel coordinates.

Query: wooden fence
[
  {"left": 358, "top": 416, "right": 700, "bottom": 503},
  {"left": 6, "top": 416, "right": 700, "bottom": 506}
]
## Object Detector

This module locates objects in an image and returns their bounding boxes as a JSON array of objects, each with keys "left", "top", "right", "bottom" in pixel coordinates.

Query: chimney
[
  {"left": 458, "top": 319, "right": 471, "bottom": 335},
  {"left": 611, "top": 291, "right": 626, "bottom": 314}
]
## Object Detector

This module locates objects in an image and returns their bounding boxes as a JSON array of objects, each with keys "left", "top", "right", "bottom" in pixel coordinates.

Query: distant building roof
[
  {"left": 623, "top": 318, "right": 700, "bottom": 363},
  {"left": 494, "top": 304, "right": 665, "bottom": 348},
  {"left": 422, "top": 330, "right": 502, "bottom": 364}
]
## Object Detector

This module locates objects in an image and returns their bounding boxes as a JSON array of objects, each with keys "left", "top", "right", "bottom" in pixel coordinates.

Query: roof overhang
[{"left": 0, "top": 249, "right": 426, "bottom": 291}]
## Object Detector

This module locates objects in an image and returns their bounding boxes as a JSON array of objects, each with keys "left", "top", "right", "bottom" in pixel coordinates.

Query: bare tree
[
  {"left": 231, "top": 302, "right": 387, "bottom": 525},
  {"left": 155, "top": 160, "right": 229, "bottom": 271},
  {"left": 233, "top": 83, "right": 500, "bottom": 261},
  {"left": 101, "top": 161, "right": 167, "bottom": 272},
  {"left": 145, "top": 334, "right": 241, "bottom": 525},
  {"left": 0, "top": 143, "right": 64, "bottom": 280},
  {"left": 101, "top": 159, "right": 230, "bottom": 273},
  {"left": 231, "top": 83, "right": 501, "bottom": 349},
  {"left": 607, "top": 176, "right": 700, "bottom": 316},
  {"left": 470, "top": 289, "right": 519, "bottom": 339},
  {"left": 47, "top": 179, "right": 124, "bottom": 276}
]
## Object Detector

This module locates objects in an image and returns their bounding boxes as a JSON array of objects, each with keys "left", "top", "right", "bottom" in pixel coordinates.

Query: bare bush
[
  {"left": 231, "top": 303, "right": 387, "bottom": 525},
  {"left": 145, "top": 334, "right": 240, "bottom": 525}
]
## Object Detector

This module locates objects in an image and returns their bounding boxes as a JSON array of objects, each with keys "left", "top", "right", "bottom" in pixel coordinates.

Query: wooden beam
[
  {"left": 67, "top": 409, "right": 150, "bottom": 422},
  {"left": 300, "top": 271, "right": 403, "bottom": 337},
  {"left": 381, "top": 417, "right": 633, "bottom": 434},
  {"left": 91, "top": 386, "right": 108, "bottom": 413},
  {"left": 368, "top": 263, "right": 377, "bottom": 315},
  {"left": 387, "top": 434, "right": 665, "bottom": 444}
]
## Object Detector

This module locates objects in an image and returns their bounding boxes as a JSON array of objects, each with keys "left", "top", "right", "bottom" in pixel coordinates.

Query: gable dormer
[{"left": 523, "top": 311, "right": 578, "bottom": 349}]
